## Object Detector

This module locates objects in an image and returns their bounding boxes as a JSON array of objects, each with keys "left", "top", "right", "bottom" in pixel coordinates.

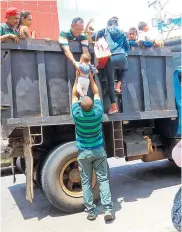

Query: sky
[{"left": 57, "top": 0, "right": 181, "bottom": 37}]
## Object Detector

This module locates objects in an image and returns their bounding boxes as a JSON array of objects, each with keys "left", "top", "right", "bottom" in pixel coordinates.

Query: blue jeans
[
  {"left": 105, "top": 53, "right": 128, "bottom": 103},
  {"left": 78, "top": 147, "right": 113, "bottom": 214}
]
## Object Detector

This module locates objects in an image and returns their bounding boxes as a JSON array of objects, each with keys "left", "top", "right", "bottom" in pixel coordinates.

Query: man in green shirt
[
  {"left": 59, "top": 17, "right": 89, "bottom": 71},
  {"left": 0, "top": 7, "right": 20, "bottom": 43},
  {"left": 71, "top": 74, "right": 113, "bottom": 221}
]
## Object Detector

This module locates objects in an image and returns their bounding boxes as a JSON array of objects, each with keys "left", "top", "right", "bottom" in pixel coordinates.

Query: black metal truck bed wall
[
  {"left": 1, "top": 40, "right": 177, "bottom": 130},
  {"left": 164, "top": 38, "right": 181, "bottom": 72}
]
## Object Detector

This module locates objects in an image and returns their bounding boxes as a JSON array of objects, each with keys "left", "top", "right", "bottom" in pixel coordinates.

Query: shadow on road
[
  {"left": 109, "top": 159, "right": 181, "bottom": 204},
  {"left": 8, "top": 159, "right": 181, "bottom": 221},
  {"left": 8, "top": 183, "right": 68, "bottom": 220}
]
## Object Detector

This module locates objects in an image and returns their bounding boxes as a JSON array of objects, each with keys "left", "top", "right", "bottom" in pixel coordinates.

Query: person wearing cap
[
  {"left": 0, "top": 7, "right": 21, "bottom": 43},
  {"left": 59, "top": 17, "right": 89, "bottom": 84}
]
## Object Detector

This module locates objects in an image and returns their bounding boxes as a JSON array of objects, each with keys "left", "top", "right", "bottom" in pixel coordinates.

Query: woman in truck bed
[
  {"left": 18, "top": 11, "right": 50, "bottom": 41},
  {"left": 18, "top": 11, "right": 36, "bottom": 38},
  {"left": 91, "top": 16, "right": 129, "bottom": 114}
]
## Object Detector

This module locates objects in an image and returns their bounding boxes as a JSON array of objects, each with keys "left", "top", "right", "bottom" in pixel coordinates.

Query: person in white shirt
[{"left": 138, "top": 21, "right": 163, "bottom": 47}]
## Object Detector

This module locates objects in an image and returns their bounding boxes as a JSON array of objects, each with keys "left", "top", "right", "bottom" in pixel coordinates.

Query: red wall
[{"left": 1, "top": 0, "right": 59, "bottom": 40}]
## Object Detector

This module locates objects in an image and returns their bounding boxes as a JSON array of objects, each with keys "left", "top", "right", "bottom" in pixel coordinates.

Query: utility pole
[
  {"left": 148, "top": 0, "right": 169, "bottom": 40},
  {"left": 75, "top": 0, "right": 78, "bottom": 12}
]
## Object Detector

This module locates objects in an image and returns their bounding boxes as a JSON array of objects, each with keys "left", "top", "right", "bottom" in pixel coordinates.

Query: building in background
[{"left": 1, "top": 0, "right": 59, "bottom": 40}]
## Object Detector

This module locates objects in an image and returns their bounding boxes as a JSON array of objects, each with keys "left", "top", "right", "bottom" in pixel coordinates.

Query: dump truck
[{"left": 1, "top": 39, "right": 181, "bottom": 213}]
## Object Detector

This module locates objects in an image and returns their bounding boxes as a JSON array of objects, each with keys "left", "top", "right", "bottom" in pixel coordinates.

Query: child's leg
[
  {"left": 77, "top": 77, "right": 85, "bottom": 97},
  {"left": 78, "top": 88, "right": 84, "bottom": 97},
  {"left": 83, "top": 88, "right": 88, "bottom": 96},
  {"left": 82, "top": 78, "right": 90, "bottom": 96}
]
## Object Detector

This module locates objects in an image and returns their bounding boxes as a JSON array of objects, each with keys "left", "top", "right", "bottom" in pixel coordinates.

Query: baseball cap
[{"left": 5, "top": 7, "right": 19, "bottom": 18}]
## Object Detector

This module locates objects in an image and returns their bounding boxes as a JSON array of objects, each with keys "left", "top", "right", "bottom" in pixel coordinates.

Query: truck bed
[{"left": 1, "top": 40, "right": 177, "bottom": 137}]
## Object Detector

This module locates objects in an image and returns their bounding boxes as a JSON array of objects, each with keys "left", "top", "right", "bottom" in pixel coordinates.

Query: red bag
[
  {"left": 95, "top": 57, "right": 110, "bottom": 69},
  {"left": 94, "top": 29, "right": 111, "bottom": 69}
]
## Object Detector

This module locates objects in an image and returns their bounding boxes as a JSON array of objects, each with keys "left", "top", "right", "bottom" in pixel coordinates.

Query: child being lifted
[{"left": 76, "top": 53, "right": 98, "bottom": 97}]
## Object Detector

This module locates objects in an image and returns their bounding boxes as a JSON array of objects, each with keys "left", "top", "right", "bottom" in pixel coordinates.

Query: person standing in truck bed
[
  {"left": 71, "top": 73, "right": 113, "bottom": 221},
  {"left": 18, "top": 11, "right": 36, "bottom": 39},
  {"left": 59, "top": 17, "right": 89, "bottom": 84},
  {"left": 0, "top": 7, "right": 23, "bottom": 43},
  {"left": 18, "top": 11, "right": 50, "bottom": 41},
  {"left": 138, "top": 21, "right": 163, "bottom": 47},
  {"left": 128, "top": 27, "right": 153, "bottom": 48},
  {"left": 92, "top": 16, "right": 129, "bottom": 114}
]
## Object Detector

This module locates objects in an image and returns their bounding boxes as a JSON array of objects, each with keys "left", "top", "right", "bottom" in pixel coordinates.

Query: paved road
[{"left": 1, "top": 158, "right": 181, "bottom": 232}]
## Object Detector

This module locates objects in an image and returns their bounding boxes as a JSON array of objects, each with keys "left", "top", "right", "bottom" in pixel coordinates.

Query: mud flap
[{"left": 23, "top": 127, "right": 34, "bottom": 203}]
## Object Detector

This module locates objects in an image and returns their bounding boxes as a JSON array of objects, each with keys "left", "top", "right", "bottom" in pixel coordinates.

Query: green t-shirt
[
  {"left": 59, "top": 29, "right": 88, "bottom": 48},
  {"left": 0, "top": 23, "right": 19, "bottom": 36},
  {"left": 72, "top": 99, "right": 104, "bottom": 150}
]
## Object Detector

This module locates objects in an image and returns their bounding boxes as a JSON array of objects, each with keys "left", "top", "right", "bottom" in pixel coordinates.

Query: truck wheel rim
[{"left": 59, "top": 157, "right": 96, "bottom": 198}]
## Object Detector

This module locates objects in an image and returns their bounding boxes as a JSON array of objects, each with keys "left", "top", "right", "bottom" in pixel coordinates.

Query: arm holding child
[
  {"left": 90, "top": 73, "right": 100, "bottom": 100},
  {"left": 72, "top": 73, "right": 79, "bottom": 104}
]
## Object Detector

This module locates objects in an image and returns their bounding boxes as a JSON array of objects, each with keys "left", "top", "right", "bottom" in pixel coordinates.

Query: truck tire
[
  {"left": 172, "top": 187, "right": 182, "bottom": 232},
  {"left": 15, "top": 157, "right": 25, "bottom": 173},
  {"left": 41, "top": 141, "right": 100, "bottom": 213}
]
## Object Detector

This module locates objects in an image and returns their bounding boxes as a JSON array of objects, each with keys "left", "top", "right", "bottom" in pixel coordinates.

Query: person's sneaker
[
  {"left": 87, "top": 212, "right": 97, "bottom": 221},
  {"left": 104, "top": 211, "right": 114, "bottom": 221},
  {"left": 108, "top": 105, "right": 119, "bottom": 114}
]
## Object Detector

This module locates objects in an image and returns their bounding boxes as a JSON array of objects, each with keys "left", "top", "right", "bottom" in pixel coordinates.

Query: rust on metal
[
  {"left": 142, "top": 149, "right": 165, "bottom": 162},
  {"left": 143, "top": 136, "right": 153, "bottom": 153},
  {"left": 23, "top": 127, "right": 34, "bottom": 203}
]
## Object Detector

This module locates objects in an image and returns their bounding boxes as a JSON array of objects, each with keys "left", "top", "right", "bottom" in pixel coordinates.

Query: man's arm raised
[
  {"left": 84, "top": 18, "right": 94, "bottom": 34},
  {"left": 90, "top": 73, "right": 100, "bottom": 100},
  {"left": 72, "top": 72, "right": 79, "bottom": 104}
]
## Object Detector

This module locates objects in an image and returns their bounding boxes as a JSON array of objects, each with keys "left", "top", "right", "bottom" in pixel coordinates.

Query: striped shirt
[
  {"left": 59, "top": 30, "right": 88, "bottom": 48},
  {"left": 72, "top": 99, "right": 104, "bottom": 150}
]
